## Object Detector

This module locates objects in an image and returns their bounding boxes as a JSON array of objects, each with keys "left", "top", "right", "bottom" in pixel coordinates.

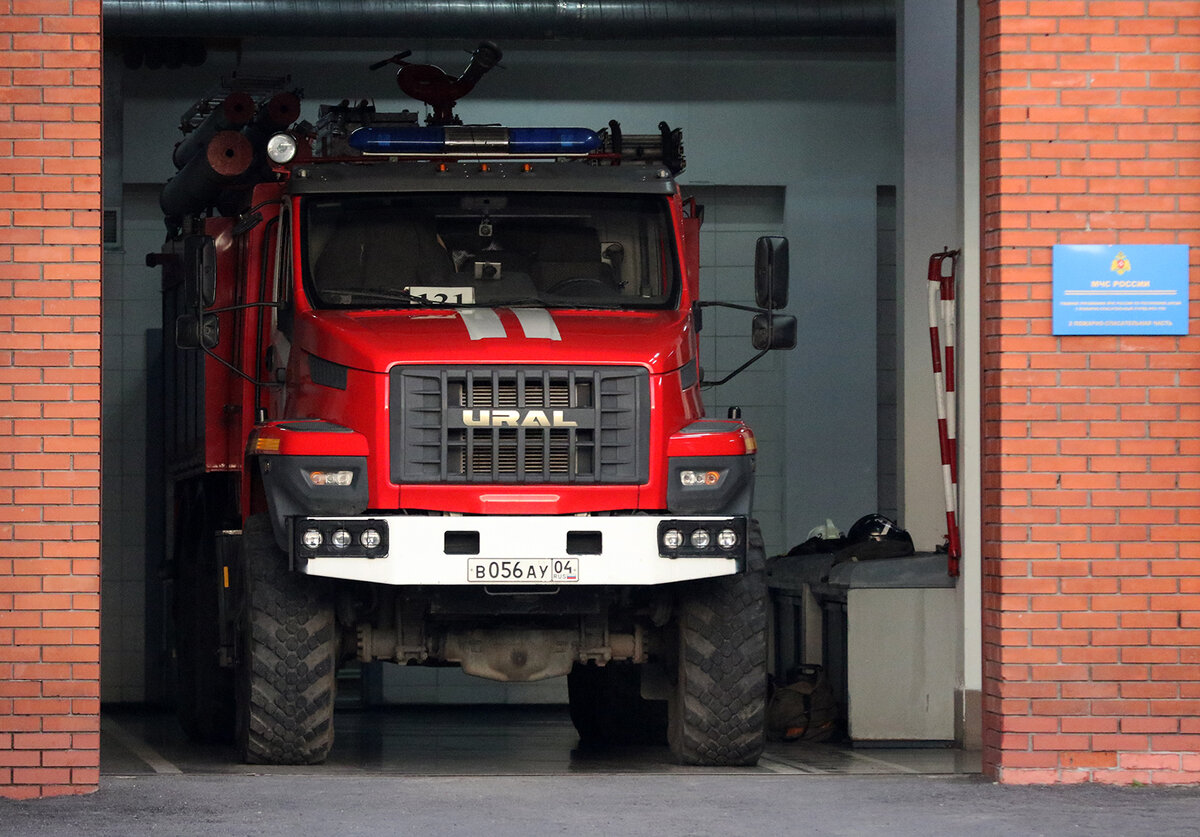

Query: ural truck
[{"left": 154, "top": 44, "right": 796, "bottom": 767}]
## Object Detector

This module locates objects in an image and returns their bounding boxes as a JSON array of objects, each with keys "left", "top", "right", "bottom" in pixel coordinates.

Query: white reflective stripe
[
  {"left": 457, "top": 308, "right": 507, "bottom": 340},
  {"left": 300, "top": 515, "right": 741, "bottom": 587},
  {"left": 511, "top": 308, "right": 562, "bottom": 341}
]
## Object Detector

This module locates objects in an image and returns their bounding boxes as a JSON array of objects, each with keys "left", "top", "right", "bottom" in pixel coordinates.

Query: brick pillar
[
  {"left": 0, "top": 0, "right": 103, "bottom": 798},
  {"left": 981, "top": 2, "right": 1200, "bottom": 784}
]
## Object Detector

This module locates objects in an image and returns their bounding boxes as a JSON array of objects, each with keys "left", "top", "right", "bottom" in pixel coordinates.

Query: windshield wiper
[
  {"left": 321, "top": 288, "right": 629, "bottom": 311},
  {"left": 496, "top": 297, "right": 548, "bottom": 308},
  {"left": 321, "top": 287, "right": 457, "bottom": 306}
]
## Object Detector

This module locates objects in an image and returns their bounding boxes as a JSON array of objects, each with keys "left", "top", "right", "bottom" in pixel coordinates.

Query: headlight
[
  {"left": 717, "top": 528, "right": 739, "bottom": 549},
  {"left": 360, "top": 528, "right": 382, "bottom": 549},
  {"left": 690, "top": 528, "right": 711, "bottom": 549},
  {"left": 301, "top": 528, "right": 323, "bottom": 550},
  {"left": 679, "top": 470, "right": 721, "bottom": 487},
  {"left": 662, "top": 529, "right": 684, "bottom": 549},
  {"left": 308, "top": 470, "right": 354, "bottom": 487},
  {"left": 330, "top": 528, "right": 352, "bottom": 549}
]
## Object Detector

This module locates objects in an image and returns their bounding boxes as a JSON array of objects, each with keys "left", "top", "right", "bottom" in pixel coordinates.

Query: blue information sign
[{"left": 1052, "top": 244, "right": 1190, "bottom": 335}]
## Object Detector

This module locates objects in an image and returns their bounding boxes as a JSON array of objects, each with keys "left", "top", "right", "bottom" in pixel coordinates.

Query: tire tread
[
  {"left": 669, "top": 523, "right": 768, "bottom": 766},
  {"left": 238, "top": 515, "right": 337, "bottom": 765}
]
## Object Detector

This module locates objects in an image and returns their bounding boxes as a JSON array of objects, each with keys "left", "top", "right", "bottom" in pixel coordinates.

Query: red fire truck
[{"left": 154, "top": 44, "right": 795, "bottom": 766}]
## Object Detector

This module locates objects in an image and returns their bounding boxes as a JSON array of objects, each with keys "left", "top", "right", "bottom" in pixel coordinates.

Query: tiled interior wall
[
  {"left": 99, "top": 186, "right": 163, "bottom": 703},
  {"left": 689, "top": 187, "right": 787, "bottom": 552},
  {"left": 875, "top": 186, "right": 899, "bottom": 521}
]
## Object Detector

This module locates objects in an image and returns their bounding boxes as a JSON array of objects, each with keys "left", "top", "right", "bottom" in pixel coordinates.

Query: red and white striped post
[{"left": 927, "top": 249, "right": 961, "bottom": 577}]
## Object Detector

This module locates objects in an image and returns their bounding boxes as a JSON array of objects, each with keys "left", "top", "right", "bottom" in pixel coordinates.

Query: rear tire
[
  {"left": 172, "top": 480, "right": 234, "bottom": 744},
  {"left": 235, "top": 515, "right": 338, "bottom": 764},
  {"left": 568, "top": 662, "right": 667, "bottom": 748},
  {"left": 667, "top": 524, "right": 768, "bottom": 766}
]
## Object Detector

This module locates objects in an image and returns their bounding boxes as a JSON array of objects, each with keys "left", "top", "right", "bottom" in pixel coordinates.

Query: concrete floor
[{"left": 99, "top": 704, "right": 982, "bottom": 777}]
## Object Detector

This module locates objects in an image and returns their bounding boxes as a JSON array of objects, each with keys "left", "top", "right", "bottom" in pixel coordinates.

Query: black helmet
[
  {"left": 847, "top": 514, "right": 909, "bottom": 544},
  {"left": 838, "top": 514, "right": 915, "bottom": 562}
]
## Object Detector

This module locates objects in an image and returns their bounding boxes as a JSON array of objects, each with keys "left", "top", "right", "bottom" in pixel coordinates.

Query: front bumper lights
[
  {"left": 295, "top": 519, "right": 389, "bottom": 560},
  {"left": 657, "top": 518, "right": 746, "bottom": 559}
]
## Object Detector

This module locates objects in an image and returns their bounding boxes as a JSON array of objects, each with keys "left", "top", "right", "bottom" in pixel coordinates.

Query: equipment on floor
[{"left": 766, "top": 665, "right": 838, "bottom": 742}]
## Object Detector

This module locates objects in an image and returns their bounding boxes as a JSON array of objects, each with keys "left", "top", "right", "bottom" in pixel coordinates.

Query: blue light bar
[
  {"left": 507, "top": 128, "right": 602, "bottom": 154},
  {"left": 349, "top": 127, "right": 445, "bottom": 154},
  {"left": 348, "top": 126, "right": 602, "bottom": 155}
]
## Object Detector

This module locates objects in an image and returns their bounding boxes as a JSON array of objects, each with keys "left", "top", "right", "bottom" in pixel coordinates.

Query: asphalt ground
[
  {"left": 2, "top": 707, "right": 1198, "bottom": 836},
  {"left": 3, "top": 772, "right": 1200, "bottom": 837}
]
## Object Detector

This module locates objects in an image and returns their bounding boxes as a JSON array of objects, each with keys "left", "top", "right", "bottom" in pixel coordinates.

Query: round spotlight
[
  {"left": 360, "top": 528, "right": 382, "bottom": 549},
  {"left": 330, "top": 528, "right": 352, "bottom": 549},
  {"left": 301, "top": 529, "right": 323, "bottom": 550},
  {"left": 690, "top": 528, "right": 711, "bottom": 549},
  {"left": 663, "top": 529, "right": 684, "bottom": 549},
  {"left": 266, "top": 132, "right": 298, "bottom": 164},
  {"left": 717, "top": 528, "right": 739, "bottom": 549}
]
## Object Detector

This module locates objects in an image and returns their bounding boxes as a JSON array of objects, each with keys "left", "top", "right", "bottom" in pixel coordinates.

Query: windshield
[{"left": 302, "top": 192, "right": 680, "bottom": 310}]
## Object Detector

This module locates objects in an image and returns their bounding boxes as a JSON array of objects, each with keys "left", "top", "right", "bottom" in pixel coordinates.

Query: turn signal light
[{"left": 679, "top": 470, "right": 721, "bottom": 487}]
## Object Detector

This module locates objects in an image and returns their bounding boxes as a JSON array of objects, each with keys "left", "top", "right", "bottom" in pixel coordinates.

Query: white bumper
[{"left": 297, "top": 514, "right": 742, "bottom": 586}]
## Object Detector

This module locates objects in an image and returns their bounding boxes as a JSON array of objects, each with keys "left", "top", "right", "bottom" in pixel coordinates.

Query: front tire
[
  {"left": 235, "top": 515, "right": 338, "bottom": 764},
  {"left": 667, "top": 547, "right": 768, "bottom": 766}
]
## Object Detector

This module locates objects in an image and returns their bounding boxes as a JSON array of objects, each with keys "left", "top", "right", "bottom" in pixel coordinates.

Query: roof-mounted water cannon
[
  {"left": 370, "top": 41, "right": 503, "bottom": 126},
  {"left": 333, "top": 44, "right": 684, "bottom": 170}
]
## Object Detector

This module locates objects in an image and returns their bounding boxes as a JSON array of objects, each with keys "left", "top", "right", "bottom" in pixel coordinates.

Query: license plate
[{"left": 467, "top": 558, "right": 579, "bottom": 584}]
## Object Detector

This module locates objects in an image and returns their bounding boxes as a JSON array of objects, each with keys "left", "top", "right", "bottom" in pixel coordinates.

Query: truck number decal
[
  {"left": 467, "top": 558, "right": 579, "bottom": 584},
  {"left": 406, "top": 285, "right": 476, "bottom": 305}
]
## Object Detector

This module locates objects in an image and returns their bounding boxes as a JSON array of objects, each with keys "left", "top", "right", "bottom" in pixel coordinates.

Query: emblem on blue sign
[
  {"left": 1052, "top": 244, "right": 1190, "bottom": 335},
  {"left": 1110, "top": 252, "right": 1131, "bottom": 276}
]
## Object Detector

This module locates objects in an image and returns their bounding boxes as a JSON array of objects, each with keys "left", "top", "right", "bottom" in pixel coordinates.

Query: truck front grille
[{"left": 391, "top": 367, "right": 649, "bottom": 484}]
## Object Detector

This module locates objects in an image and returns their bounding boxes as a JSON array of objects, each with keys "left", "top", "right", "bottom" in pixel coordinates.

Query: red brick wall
[
  {"left": 0, "top": 0, "right": 103, "bottom": 798},
  {"left": 981, "top": 2, "right": 1200, "bottom": 784}
]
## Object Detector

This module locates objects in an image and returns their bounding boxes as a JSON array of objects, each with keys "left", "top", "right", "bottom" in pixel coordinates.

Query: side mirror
[
  {"left": 184, "top": 234, "right": 217, "bottom": 308},
  {"left": 754, "top": 236, "right": 789, "bottom": 310},
  {"left": 752, "top": 313, "right": 797, "bottom": 351},
  {"left": 176, "top": 313, "right": 220, "bottom": 350}
]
